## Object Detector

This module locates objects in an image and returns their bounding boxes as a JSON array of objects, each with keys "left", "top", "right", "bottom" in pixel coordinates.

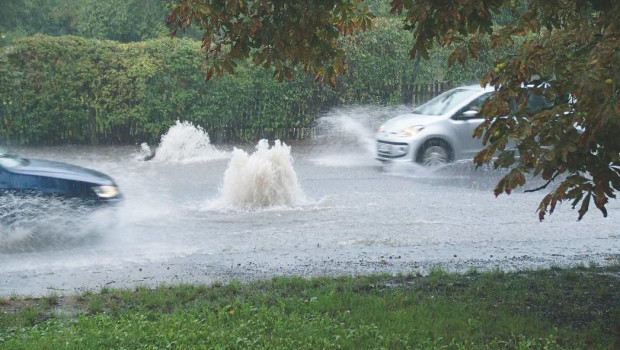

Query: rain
[{"left": 1, "top": 110, "right": 618, "bottom": 297}]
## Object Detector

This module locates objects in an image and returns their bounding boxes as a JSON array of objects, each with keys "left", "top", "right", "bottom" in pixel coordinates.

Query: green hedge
[{"left": 0, "top": 18, "right": 486, "bottom": 145}]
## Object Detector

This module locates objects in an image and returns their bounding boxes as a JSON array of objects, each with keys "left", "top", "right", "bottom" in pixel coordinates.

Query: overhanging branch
[{"left": 524, "top": 171, "right": 560, "bottom": 193}]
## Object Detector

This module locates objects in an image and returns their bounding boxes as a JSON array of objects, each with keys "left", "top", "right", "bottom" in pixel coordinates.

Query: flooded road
[{"left": 1, "top": 115, "right": 619, "bottom": 296}]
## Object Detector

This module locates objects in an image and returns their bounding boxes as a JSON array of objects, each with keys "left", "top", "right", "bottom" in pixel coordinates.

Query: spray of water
[
  {"left": 311, "top": 106, "right": 510, "bottom": 186},
  {"left": 136, "top": 142, "right": 154, "bottom": 161},
  {"left": 310, "top": 106, "right": 410, "bottom": 167},
  {"left": 204, "top": 139, "right": 308, "bottom": 210},
  {"left": 147, "top": 120, "right": 228, "bottom": 163},
  {"left": 0, "top": 194, "right": 107, "bottom": 252}
]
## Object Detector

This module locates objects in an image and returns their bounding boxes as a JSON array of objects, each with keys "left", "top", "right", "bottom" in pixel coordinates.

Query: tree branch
[{"left": 524, "top": 171, "right": 560, "bottom": 193}]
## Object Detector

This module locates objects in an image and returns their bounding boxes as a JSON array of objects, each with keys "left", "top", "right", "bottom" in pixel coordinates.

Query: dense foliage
[
  {"left": 395, "top": 0, "right": 620, "bottom": 221},
  {"left": 0, "top": 0, "right": 172, "bottom": 44},
  {"left": 170, "top": 0, "right": 620, "bottom": 220},
  {"left": 0, "top": 22, "right": 491, "bottom": 145},
  {"left": 167, "top": 0, "right": 375, "bottom": 85},
  {"left": 1, "top": 36, "right": 204, "bottom": 144}
]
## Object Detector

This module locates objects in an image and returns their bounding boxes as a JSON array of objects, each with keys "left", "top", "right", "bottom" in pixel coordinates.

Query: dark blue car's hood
[{"left": 7, "top": 159, "right": 116, "bottom": 186}]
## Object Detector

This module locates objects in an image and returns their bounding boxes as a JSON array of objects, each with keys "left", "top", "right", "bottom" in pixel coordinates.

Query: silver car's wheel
[{"left": 418, "top": 141, "right": 451, "bottom": 166}]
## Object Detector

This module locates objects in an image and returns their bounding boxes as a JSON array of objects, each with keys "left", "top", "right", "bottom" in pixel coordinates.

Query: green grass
[{"left": 1, "top": 265, "right": 620, "bottom": 349}]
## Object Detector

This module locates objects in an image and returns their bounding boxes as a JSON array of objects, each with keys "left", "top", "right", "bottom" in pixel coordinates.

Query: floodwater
[{"left": 1, "top": 109, "right": 619, "bottom": 297}]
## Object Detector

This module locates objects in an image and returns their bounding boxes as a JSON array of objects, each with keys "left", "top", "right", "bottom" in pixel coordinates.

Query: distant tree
[
  {"left": 168, "top": 0, "right": 619, "bottom": 221},
  {"left": 0, "top": 0, "right": 74, "bottom": 41},
  {"left": 73, "top": 0, "right": 169, "bottom": 42},
  {"left": 0, "top": 0, "right": 173, "bottom": 43}
]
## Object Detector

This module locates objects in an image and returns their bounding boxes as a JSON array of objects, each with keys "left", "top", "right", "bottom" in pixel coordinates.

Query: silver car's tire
[{"left": 418, "top": 140, "right": 451, "bottom": 166}]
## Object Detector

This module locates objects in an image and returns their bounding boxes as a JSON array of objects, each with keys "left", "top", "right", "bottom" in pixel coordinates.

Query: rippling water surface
[{"left": 1, "top": 113, "right": 618, "bottom": 296}]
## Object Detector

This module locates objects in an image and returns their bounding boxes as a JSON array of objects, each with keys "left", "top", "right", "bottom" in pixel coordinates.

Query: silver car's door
[{"left": 450, "top": 93, "right": 492, "bottom": 159}]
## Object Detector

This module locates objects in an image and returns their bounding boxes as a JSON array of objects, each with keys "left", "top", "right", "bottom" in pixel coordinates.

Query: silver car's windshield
[{"left": 412, "top": 88, "right": 481, "bottom": 116}]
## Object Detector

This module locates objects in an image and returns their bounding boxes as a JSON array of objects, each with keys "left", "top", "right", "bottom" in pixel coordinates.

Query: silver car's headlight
[
  {"left": 398, "top": 125, "right": 425, "bottom": 137},
  {"left": 92, "top": 185, "right": 119, "bottom": 199},
  {"left": 377, "top": 124, "right": 385, "bottom": 132}
]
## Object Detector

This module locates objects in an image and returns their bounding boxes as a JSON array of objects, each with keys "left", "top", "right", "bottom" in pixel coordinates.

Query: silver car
[{"left": 376, "top": 85, "right": 495, "bottom": 165}]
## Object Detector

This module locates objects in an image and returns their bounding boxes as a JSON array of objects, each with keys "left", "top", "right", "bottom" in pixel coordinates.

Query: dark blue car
[{"left": 0, "top": 148, "right": 121, "bottom": 203}]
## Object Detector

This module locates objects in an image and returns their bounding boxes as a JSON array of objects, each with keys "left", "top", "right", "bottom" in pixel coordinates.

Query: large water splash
[
  {"left": 147, "top": 120, "right": 228, "bottom": 163},
  {"left": 0, "top": 194, "right": 108, "bottom": 252},
  {"left": 310, "top": 106, "right": 409, "bottom": 167},
  {"left": 204, "top": 140, "right": 308, "bottom": 210}
]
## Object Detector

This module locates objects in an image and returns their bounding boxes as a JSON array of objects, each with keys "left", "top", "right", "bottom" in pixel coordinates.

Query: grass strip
[{"left": 1, "top": 264, "right": 619, "bottom": 349}]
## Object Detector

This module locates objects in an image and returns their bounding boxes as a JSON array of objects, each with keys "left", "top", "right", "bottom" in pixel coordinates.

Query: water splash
[
  {"left": 0, "top": 194, "right": 107, "bottom": 252},
  {"left": 136, "top": 142, "right": 154, "bottom": 161},
  {"left": 204, "top": 140, "right": 308, "bottom": 210},
  {"left": 148, "top": 120, "right": 228, "bottom": 163},
  {"left": 310, "top": 106, "right": 409, "bottom": 167}
]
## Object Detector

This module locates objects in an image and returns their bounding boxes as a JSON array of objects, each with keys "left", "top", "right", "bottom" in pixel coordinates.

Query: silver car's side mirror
[{"left": 461, "top": 110, "right": 479, "bottom": 119}]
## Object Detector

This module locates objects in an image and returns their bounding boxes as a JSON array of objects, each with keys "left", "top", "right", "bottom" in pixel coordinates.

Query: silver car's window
[
  {"left": 509, "top": 90, "right": 554, "bottom": 113},
  {"left": 464, "top": 93, "right": 493, "bottom": 112},
  {"left": 412, "top": 88, "right": 481, "bottom": 116}
]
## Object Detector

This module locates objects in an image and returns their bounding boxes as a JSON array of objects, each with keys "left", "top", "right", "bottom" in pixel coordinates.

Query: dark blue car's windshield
[
  {"left": 0, "top": 152, "right": 28, "bottom": 168},
  {"left": 412, "top": 88, "right": 481, "bottom": 116}
]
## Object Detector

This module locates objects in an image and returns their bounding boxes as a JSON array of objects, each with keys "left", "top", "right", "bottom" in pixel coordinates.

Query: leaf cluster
[
  {"left": 395, "top": 0, "right": 620, "bottom": 221},
  {"left": 167, "top": 0, "right": 374, "bottom": 85}
]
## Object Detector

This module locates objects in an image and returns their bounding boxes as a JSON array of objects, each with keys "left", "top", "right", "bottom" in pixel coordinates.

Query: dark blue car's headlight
[{"left": 92, "top": 185, "right": 120, "bottom": 199}]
